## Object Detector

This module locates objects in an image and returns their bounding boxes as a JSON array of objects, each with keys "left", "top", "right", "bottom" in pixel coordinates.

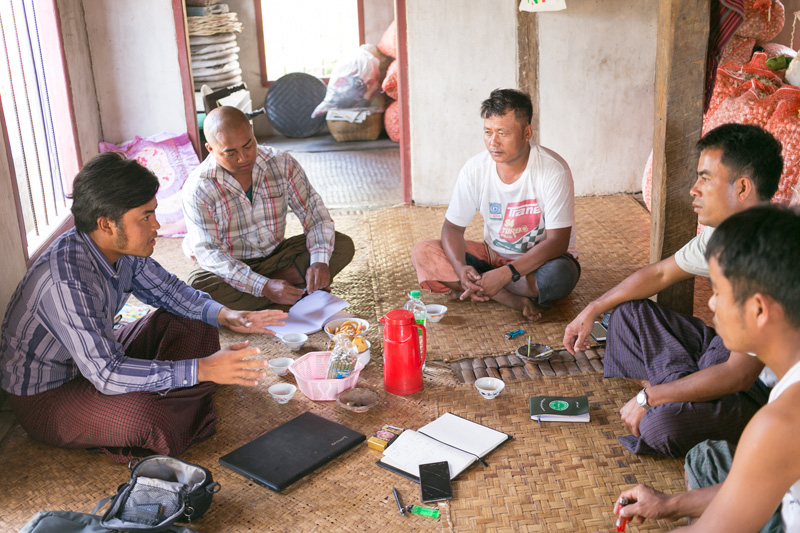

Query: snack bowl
[
  {"left": 425, "top": 304, "right": 448, "bottom": 322},
  {"left": 268, "top": 383, "right": 297, "bottom": 404},
  {"left": 268, "top": 357, "right": 294, "bottom": 376},
  {"left": 336, "top": 388, "right": 380, "bottom": 413},
  {"left": 516, "top": 343, "right": 555, "bottom": 361},
  {"left": 280, "top": 333, "right": 308, "bottom": 351},
  {"left": 474, "top": 377, "right": 505, "bottom": 400},
  {"left": 324, "top": 317, "right": 370, "bottom": 339},
  {"left": 356, "top": 340, "right": 371, "bottom": 366}
]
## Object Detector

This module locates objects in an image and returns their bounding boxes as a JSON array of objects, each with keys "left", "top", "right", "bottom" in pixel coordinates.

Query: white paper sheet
[
  {"left": 380, "top": 430, "right": 475, "bottom": 479},
  {"left": 418, "top": 412, "right": 508, "bottom": 458},
  {"left": 268, "top": 291, "right": 350, "bottom": 337}
]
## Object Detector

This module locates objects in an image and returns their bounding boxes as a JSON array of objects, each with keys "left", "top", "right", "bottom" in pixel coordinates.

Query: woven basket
[
  {"left": 188, "top": 14, "right": 243, "bottom": 36},
  {"left": 327, "top": 113, "right": 384, "bottom": 142}
]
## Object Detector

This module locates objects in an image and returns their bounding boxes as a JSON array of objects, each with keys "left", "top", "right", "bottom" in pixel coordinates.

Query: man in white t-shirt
[
  {"left": 411, "top": 89, "right": 580, "bottom": 321},
  {"left": 605, "top": 205, "right": 800, "bottom": 533},
  {"left": 563, "top": 123, "right": 783, "bottom": 458}
]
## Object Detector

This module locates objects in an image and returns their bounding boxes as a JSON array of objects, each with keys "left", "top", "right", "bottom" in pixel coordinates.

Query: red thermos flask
[{"left": 380, "top": 309, "right": 426, "bottom": 395}]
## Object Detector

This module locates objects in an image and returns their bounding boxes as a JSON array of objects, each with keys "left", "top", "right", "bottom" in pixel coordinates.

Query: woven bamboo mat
[
  {"left": 368, "top": 196, "right": 652, "bottom": 362},
  {"left": 0, "top": 197, "right": 702, "bottom": 531},
  {"left": 0, "top": 363, "right": 686, "bottom": 532}
]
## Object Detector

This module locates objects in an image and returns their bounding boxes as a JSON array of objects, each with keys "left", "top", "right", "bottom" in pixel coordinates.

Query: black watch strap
[{"left": 507, "top": 263, "right": 521, "bottom": 282}]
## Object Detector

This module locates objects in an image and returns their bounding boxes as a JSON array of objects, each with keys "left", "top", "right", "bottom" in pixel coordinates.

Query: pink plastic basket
[{"left": 288, "top": 351, "right": 364, "bottom": 401}]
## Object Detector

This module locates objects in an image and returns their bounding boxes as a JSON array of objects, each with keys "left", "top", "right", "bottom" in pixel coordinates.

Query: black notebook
[
  {"left": 219, "top": 411, "right": 365, "bottom": 491},
  {"left": 377, "top": 412, "right": 511, "bottom": 482}
]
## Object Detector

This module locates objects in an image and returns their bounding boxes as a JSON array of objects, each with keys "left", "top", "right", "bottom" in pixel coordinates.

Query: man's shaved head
[{"left": 204, "top": 106, "right": 252, "bottom": 145}]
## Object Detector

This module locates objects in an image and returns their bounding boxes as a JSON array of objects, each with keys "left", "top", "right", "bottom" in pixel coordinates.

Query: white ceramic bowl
[
  {"left": 357, "top": 340, "right": 371, "bottom": 366},
  {"left": 474, "top": 377, "right": 505, "bottom": 400},
  {"left": 425, "top": 304, "right": 448, "bottom": 322},
  {"left": 268, "top": 383, "right": 297, "bottom": 404},
  {"left": 281, "top": 332, "right": 308, "bottom": 351},
  {"left": 324, "top": 317, "right": 370, "bottom": 339},
  {"left": 268, "top": 357, "right": 294, "bottom": 376}
]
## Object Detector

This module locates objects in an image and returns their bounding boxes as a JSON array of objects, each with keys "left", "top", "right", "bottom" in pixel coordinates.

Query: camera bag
[{"left": 95, "top": 455, "right": 220, "bottom": 532}]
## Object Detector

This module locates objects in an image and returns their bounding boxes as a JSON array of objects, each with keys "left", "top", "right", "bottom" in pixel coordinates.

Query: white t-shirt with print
[
  {"left": 674, "top": 226, "right": 714, "bottom": 277},
  {"left": 445, "top": 141, "right": 577, "bottom": 260}
]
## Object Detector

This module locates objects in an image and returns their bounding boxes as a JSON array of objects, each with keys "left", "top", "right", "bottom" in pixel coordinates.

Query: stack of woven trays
[{"left": 187, "top": 3, "right": 243, "bottom": 90}]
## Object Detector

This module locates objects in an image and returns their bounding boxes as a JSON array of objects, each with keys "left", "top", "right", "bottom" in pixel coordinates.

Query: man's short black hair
[
  {"left": 705, "top": 205, "right": 800, "bottom": 328},
  {"left": 696, "top": 123, "right": 783, "bottom": 201},
  {"left": 480, "top": 89, "right": 533, "bottom": 126},
  {"left": 70, "top": 152, "right": 160, "bottom": 233}
]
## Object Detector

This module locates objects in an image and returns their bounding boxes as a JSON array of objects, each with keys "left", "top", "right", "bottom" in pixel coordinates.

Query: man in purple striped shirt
[
  {"left": 0, "top": 152, "right": 286, "bottom": 462},
  {"left": 182, "top": 106, "right": 355, "bottom": 311}
]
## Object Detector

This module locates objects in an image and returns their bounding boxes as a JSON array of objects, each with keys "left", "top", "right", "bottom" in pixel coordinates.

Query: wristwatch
[
  {"left": 636, "top": 388, "right": 651, "bottom": 410},
  {"left": 507, "top": 263, "right": 521, "bottom": 282}
]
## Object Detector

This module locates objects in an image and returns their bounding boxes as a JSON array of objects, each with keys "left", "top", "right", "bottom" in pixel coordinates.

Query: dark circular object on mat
[
  {"left": 517, "top": 343, "right": 554, "bottom": 361},
  {"left": 265, "top": 72, "right": 327, "bottom": 138}
]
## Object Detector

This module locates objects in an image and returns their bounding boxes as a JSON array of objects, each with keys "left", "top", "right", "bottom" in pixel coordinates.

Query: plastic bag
[
  {"left": 326, "top": 334, "right": 358, "bottom": 379},
  {"left": 312, "top": 45, "right": 381, "bottom": 117}
]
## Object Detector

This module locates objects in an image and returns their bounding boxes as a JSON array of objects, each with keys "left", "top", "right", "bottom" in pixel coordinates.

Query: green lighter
[{"left": 406, "top": 505, "right": 440, "bottom": 518}]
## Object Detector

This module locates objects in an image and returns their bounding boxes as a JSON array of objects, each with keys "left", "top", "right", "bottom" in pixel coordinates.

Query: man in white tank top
[{"left": 604, "top": 205, "right": 800, "bottom": 532}]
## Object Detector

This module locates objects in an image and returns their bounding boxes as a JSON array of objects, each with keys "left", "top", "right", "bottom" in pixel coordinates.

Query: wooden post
[
  {"left": 651, "top": 0, "right": 710, "bottom": 315},
  {"left": 517, "top": 10, "right": 539, "bottom": 144}
]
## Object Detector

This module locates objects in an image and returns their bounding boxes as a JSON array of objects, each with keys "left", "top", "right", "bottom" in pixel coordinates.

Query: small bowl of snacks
[
  {"left": 324, "top": 317, "right": 370, "bottom": 340},
  {"left": 474, "top": 377, "right": 505, "bottom": 400},
  {"left": 425, "top": 304, "right": 448, "bottom": 322},
  {"left": 280, "top": 332, "right": 308, "bottom": 351},
  {"left": 336, "top": 388, "right": 380, "bottom": 413}
]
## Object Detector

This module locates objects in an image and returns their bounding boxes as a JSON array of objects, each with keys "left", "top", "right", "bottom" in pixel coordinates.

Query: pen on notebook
[{"left": 392, "top": 487, "right": 405, "bottom": 516}]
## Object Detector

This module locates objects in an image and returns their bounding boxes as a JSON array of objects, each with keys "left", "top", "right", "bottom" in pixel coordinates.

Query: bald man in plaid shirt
[{"left": 182, "top": 107, "right": 355, "bottom": 310}]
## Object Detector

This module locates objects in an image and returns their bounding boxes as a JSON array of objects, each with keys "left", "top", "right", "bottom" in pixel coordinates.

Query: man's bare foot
[
  {"left": 520, "top": 298, "right": 544, "bottom": 322},
  {"left": 446, "top": 289, "right": 461, "bottom": 301},
  {"left": 493, "top": 290, "right": 544, "bottom": 321}
]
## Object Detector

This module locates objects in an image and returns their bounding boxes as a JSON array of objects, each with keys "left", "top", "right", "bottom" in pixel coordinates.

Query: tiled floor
[{"left": 260, "top": 134, "right": 403, "bottom": 211}]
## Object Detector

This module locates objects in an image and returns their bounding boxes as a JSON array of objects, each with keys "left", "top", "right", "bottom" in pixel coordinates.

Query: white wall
[
  {"left": 538, "top": 0, "right": 657, "bottom": 196},
  {"left": 406, "top": 0, "right": 518, "bottom": 204},
  {"left": 364, "top": 0, "right": 395, "bottom": 45},
  {"left": 83, "top": 0, "right": 188, "bottom": 144}
]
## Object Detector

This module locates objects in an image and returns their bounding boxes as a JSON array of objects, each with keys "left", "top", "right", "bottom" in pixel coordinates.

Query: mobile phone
[
  {"left": 418, "top": 461, "right": 453, "bottom": 503},
  {"left": 590, "top": 321, "right": 607, "bottom": 343}
]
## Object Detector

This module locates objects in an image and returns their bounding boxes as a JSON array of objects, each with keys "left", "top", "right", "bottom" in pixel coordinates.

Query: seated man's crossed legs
[
  {"left": 9, "top": 310, "right": 219, "bottom": 463},
  {"left": 411, "top": 238, "right": 579, "bottom": 321},
  {"left": 189, "top": 232, "right": 355, "bottom": 311},
  {"left": 605, "top": 299, "right": 770, "bottom": 457}
]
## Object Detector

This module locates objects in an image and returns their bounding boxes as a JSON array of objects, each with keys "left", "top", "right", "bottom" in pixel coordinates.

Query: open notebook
[{"left": 377, "top": 413, "right": 511, "bottom": 481}]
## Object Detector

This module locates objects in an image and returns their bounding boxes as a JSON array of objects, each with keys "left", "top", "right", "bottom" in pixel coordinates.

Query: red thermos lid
[{"left": 380, "top": 309, "right": 415, "bottom": 325}]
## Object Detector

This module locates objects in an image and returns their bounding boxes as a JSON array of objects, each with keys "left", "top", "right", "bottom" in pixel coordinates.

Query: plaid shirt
[
  {"left": 0, "top": 229, "right": 224, "bottom": 396},
  {"left": 182, "top": 146, "right": 335, "bottom": 297}
]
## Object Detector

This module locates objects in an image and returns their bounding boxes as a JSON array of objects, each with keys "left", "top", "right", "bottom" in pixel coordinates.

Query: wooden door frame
[{"left": 172, "top": 0, "right": 201, "bottom": 158}]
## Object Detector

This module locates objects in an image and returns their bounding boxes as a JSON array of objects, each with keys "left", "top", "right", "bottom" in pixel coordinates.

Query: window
[
  {"left": 0, "top": 0, "right": 78, "bottom": 260},
  {"left": 257, "top": 0, "right": 364, "bottom": 84}
]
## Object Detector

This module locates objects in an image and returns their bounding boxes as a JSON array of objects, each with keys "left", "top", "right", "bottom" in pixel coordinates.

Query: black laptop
[{"left": 219, "top": 411, "right": 366, "bottom": 491}]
